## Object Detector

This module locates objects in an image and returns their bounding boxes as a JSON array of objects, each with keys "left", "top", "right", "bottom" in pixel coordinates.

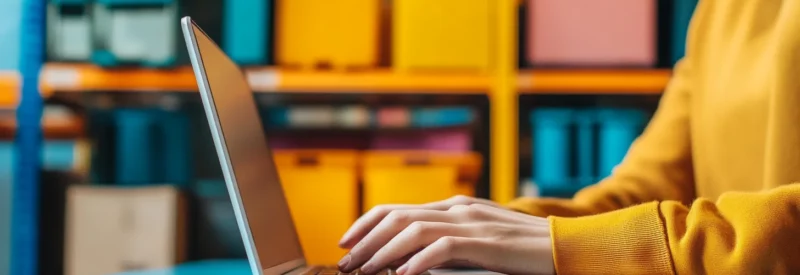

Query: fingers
[
  {"left": 361, "top": 222, "right": 480, "bottom": 274},
  {"left": 397, "top": 237, "right": 492, "bottom": 275},
  {"left": 339, "top": 204, "right": 412, "bottom": 248},
  {"left": 339, "top": 196, "right": 488, "bottom": 248},
  {"left": 339, "top": 210, "right": 458, "bottom": 272}
]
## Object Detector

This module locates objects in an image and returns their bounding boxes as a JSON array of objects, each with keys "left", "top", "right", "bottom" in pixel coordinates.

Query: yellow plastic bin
[
  {"left": 274, "top": 150, "right": 360, "bottom": 265},
  {"left": 276, "top": 0, "right": 381, "bottom": 70},
  {"left": 393, "top": 0, "right": 493, "bottom": 72},
  {"left": 362, "top": 150, "right": 482, "bottom": 212}
]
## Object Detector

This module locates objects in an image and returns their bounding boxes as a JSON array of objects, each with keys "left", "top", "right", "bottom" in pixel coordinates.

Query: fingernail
[
  {"left": 338, "top": 254, "right": 351, "bottom": 269},
  {"left": 361, "top": 263, "right": 374, "bottom": 274},
  {"left": 397, "top": 264, "right": 408, "bottom": 275}
]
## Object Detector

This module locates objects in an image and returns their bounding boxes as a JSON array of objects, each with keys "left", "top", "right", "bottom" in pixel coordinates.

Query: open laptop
[{"left": 180, "top": 17, "right": 499, "bottom": 275}]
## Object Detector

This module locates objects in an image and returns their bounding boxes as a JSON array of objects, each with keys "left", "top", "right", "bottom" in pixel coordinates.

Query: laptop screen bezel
[{"left": 180, "top": 16, "right": 307, "bottom": 275}]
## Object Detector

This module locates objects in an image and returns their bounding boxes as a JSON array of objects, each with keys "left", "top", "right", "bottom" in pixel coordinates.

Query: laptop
[{"left": 180, "top": 17, "right": 499, "bottom": 275}]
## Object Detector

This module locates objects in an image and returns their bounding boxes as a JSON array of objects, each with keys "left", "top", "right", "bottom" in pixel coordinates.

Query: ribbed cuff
[{"left": 548, "top": 201, "right": 675, "bottom": 275}]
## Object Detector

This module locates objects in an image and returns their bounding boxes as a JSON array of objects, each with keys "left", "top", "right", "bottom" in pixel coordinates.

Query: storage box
[
  {"left": 371, "top": 128, "right": 472, "bottom": 152},
  {"left": 64, "top": 185, "right": 186, "bottom": 275},
  {"left": 114, "top": 108, "right": 191, "bottom": 186},
  {"left": 274, "top": 150, "right": 360, "bottom": 265},
  {"left": 276, "top": 0, "right": 380, "bottom": 69},
  {"left": 223, "top": 0, "right": 272, "bottom": 65},
  {"left": 91, "top": 0, "right": 179, "bottom": 67},
  {"left": 526, "top": 0, "right": 657, "bottom": 67},
  {"left": 47, "top": 0, "right": 92, "bottom": 61},
  {"left": 596, "top": 108, "right": 646, "bottom": 178},
  {"left": 530, "top": 108, "right": 575, "bottom": 197},
  {"left": 393, "top": 0, "right": 493, "bottom": 71},
  {"left": 362, "top": 150, "right": 481, "bottom": 212}
]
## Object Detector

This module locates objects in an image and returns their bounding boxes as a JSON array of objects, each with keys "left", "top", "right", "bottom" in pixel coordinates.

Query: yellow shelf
[
  {"left": 0, "top": 71, "right": 20, "bottom": 107},
  {"left": 41, "top": 64, "right": 490, "bottom": 94},
  {"left": 518, "top": 69, "right": 672, "bottom": 94}
]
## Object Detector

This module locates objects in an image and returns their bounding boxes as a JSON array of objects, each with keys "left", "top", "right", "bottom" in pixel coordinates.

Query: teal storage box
[
  {"left": 114, "top": 108, "right": 191, "bottom": 186},
  {"left": 223, "top": 0, "right": 271, "bottom": 65},
  {"left": 530, "top": 108, "right": 577, "bottom": 197},
  {"left": 573, "top": 110, "right": 596, "bottom": 185},
  {"left": 47, "top": 0, "right": 92, "bottom": 61},
  {"left": 597, "top": 108, "right": 647, "bottom": 179},
  {"left": 672, "top": 0, "right": 698, "bottom": 64},
  {"left": 91, "top": 0, "right": 179, "bottom": 67}
]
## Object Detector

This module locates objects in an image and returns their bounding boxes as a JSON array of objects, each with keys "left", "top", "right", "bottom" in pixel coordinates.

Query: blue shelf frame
[{"left": 12, "top": 0, "right": 44, "bottom": 274}]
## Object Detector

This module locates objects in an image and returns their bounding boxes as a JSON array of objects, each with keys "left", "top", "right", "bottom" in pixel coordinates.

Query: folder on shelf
[{"left": 223, "top": 0, "right": 272, "bottom": 65}]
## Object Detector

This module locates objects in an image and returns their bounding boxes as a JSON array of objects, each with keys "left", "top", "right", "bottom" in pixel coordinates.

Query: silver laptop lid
[{"left": 181, "top": 17, "right": 306, "bottom": 275}]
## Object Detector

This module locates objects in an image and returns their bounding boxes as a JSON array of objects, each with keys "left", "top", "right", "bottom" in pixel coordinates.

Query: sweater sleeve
[
  {"left": 549, "top": 184, "right": 800, "bottom": 274},
  {"left": 505, "top": 0, "right": 709, "bottom": 218}
]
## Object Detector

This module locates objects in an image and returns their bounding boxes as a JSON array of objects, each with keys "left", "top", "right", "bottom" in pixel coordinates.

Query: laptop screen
[{"left": 189, "top": 21, "right": 305, "bottom": 269}]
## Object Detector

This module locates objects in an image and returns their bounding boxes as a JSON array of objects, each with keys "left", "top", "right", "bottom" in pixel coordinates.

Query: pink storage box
[
  {"left": 527, "top": 0, "right": 657, "bottom": 66},
  {"left": 371, "top": 129, "right": 472, "bottom": 151},
  {"left": 268, "top": 133, "right": 369, "bottom": 150}
]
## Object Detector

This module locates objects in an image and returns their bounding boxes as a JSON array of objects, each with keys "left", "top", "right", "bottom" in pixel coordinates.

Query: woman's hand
[
  {"left": 338, "top": 195, "right": 500, "bottom": 248},
  {"left": 337, "top": 203, "right": 556, "bottom": 275}
]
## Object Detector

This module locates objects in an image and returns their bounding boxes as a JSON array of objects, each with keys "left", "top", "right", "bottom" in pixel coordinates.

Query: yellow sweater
[{"left": 507, "top": 1, "right": 800, "bottom": 274}]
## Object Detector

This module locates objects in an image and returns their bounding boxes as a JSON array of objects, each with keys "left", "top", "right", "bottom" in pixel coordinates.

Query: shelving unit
[
  {"left": 15, "top": 64, "right": 673, "bottom": 206},
  {"left": 6, "top": 6, "right": 679, "bottom": 271}
]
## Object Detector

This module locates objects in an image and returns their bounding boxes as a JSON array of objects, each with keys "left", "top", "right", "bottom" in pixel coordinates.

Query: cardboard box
[{"left": 64, "top": 185, "right": 186, "bottom": 275}]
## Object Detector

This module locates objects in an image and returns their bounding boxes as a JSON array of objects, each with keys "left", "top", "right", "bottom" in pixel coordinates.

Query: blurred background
[{"left": 0, "top": 0, "right": 697, "bottom": 274}]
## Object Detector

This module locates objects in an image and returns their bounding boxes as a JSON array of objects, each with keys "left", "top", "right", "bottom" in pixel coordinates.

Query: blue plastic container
[
  {"left": 161, "top": 111, "right": 191, "bottom": 186},
  {"left": 412, "top": 107, "right": 474, "bottom": 128},
  {"left": 91, "top": 0, "right": 179, "bottom": 67},
  {"left": 597, "top": 108, "right": 647, "bottom": 178},
  {"left": 114, "top": 108, "right": 191, "bottom": 186},
  {"left": 573, "top": 110, "right": 596, "bottom": 186},
  {"left": 672, "top": 0, "right": 698, "bottom": 64},
  {"left": 87, "top": 109, "right": 117, "bottom": 183},
  {"left": 115, "top": 108, "right": 162, "bottom": 185},
  {"left": 223, "top": 0, "right": 271, "bottom": 65},
  {"left": 531, "top": 108, "right": 574, "bottom": 188},
  {"left": 46, "top": 0, "right": 92, "bottom": 61}
]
